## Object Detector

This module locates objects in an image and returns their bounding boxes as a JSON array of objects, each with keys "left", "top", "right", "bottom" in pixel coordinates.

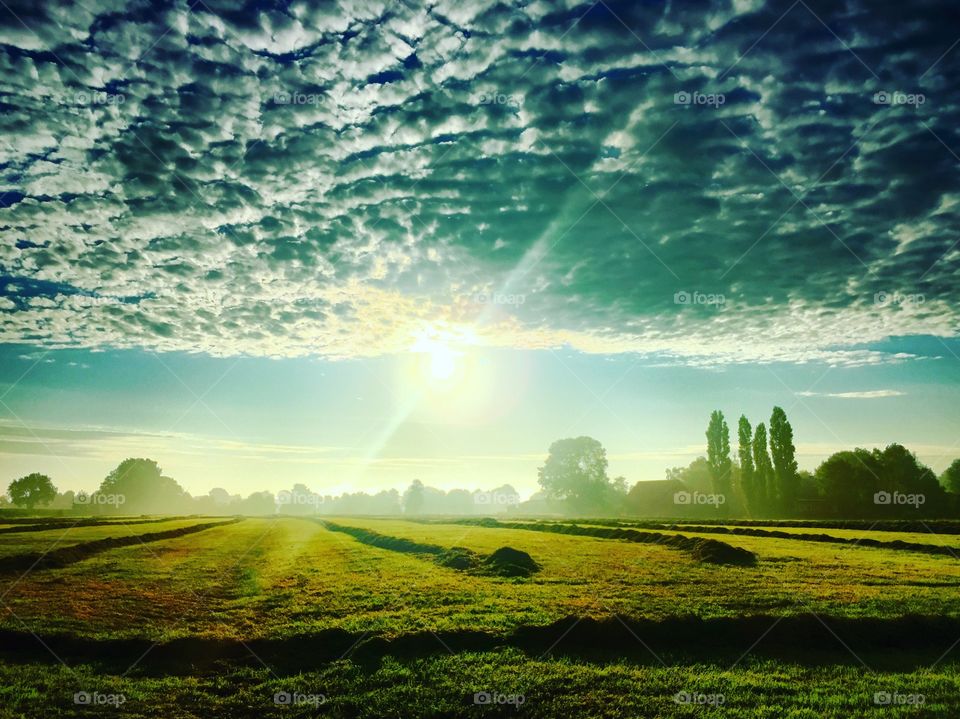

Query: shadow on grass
[{"left": 1, "top": 614, "right": 958, "bottom": 676}]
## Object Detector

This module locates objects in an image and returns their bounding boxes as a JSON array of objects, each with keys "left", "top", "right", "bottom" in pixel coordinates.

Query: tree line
[{"left": 5, "top": 414, "right": 960, "bottom": 518}]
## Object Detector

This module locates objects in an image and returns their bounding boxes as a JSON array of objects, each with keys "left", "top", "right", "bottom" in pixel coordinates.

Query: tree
[
  {"left": 8, "top": 473, "right": 57, "bottom": 510},
  {"left": 815, "top": 449, "right": 878, "bottom": 517},
  {"left": 403, "top": 479, "right": 425, "bottom": 515},
  {"left": 98, "top": 458, "right": 189, "bottom": 514},
  {"left": 705, "top": 411, "right": 732, "bottom": 496},
  {"left": 752, "top": 422, "right": 772, "bottom": 513},
  {"left": 942, "top": 459, "right": 960, "bottom": 494},
  {"left": 537, "top": 436, "right": 615, "bottom": 514},
  {"left": 238, "top": 491, "right": 275, "bottom": 515},
  {"left": 769, "top": 407, "right": 798, "bottom": 514},
  {"left": 737, "top": 415, "right": 755, "bottom": 513},
  {"left": 873, "top": 444, "right": 945, "bottom": 513}
]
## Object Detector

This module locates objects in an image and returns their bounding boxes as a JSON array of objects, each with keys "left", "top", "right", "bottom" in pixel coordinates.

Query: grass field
[{"left": 1, "top": 515, "right": 959, "bottom": 717}]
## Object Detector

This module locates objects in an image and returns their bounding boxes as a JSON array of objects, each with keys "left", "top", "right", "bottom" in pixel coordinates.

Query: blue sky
[{"left": 1, "top": 0, "right": 959, "bottom": 497}]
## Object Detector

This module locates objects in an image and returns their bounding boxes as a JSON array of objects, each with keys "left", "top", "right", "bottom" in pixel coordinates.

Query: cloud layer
[{"left": 1, "top": 0, "right": 959, "bottom": 364}]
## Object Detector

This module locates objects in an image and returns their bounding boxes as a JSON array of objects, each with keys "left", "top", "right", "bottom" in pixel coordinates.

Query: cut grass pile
[{"left": 323, "top": 521, "right": 541, "bottom": 577}]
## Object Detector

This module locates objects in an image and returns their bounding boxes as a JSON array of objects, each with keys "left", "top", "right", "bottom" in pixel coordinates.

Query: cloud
[
  {"left": 795, "top": 389, "right": 906, "bottom": 399},
  {"left": 0, "top": 0, "right": 958, "bottom": 365}
]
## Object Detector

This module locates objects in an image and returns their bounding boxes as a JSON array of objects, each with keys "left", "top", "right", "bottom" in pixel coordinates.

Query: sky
[{"left": 1, "top": 0, "right": 959, "bottom": 498}]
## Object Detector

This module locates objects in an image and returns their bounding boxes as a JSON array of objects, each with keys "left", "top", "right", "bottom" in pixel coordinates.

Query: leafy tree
[
  {"left": 769, "top": 407, "right": 798, "bottom": 513},
  {"left": 666, "top": 457, "right": 714, "bottom": 495},
  {"left": 403, "top": 479, "right": 425, "bottom": 515},
  {"left": 737, "top": 415, "right": 755, "bottom": 512},
  {"left": 705, "top": 411, "right": 732, "bottom": 495},
  {"left": 752, "top": 422, "right": 772, "bottom": 512},
  {"left": 537, "top": 436, "right": 615, "bottom": 514},
  {"left": 98, "top": 458, "right": 189, "bottom": 513},
  {"left": 7, "top": 473, "right": 57, "bottom": 510},
  {"left": 942, "top": 459, "right": 960, "bottom": 494},
  {"left": 815, "top": 449, "right": 878, "bottom": 516},
  {"left": 238, "top": 491, "right": 275, "bottom": 515},
  {"left": 873, "top": 444, "right": 945, "bottom": 512}
]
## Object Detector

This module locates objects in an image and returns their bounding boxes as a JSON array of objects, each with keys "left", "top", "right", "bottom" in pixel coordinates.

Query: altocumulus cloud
[{"left": 0, "top": 0, "right": 958, "bottom": 365}]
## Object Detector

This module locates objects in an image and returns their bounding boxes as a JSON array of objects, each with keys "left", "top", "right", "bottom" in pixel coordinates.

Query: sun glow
[{"left": 408, "top": 325, "right": 475, "bottom": 387}]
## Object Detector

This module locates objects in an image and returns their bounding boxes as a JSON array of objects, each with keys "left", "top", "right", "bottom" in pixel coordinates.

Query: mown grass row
[
  {"left": 450, "top": 519, "right": 757, "bottom": 566},
  {"left": 0, "top": 516, "right": 201, "bottom": 535},
  {"left": 0, "top": 518, "right": 244, "bottom": 572},
  {"left": 576, "top": 517, "right": 960, "bottom": 534},
  {"left": 610, "top": 522, "right": 960, "bottom": 558},
  {"left": 321, "top": 521, "right": 541, "bottom": 576}
]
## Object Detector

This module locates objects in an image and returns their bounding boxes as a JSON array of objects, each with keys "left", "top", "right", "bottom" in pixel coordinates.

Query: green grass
[
  {"left": 1, "top": 516, "right": 960, "bottom": 717},
  {"left": 0, "top": 652, "right": 957, "bottom": 718},
  {"left": 0, "top": 518, "right": 224, "bottom": 560}
]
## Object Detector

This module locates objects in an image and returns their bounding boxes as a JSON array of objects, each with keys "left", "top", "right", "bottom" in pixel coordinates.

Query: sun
[{"left": 407, "top": 324, "right": 476, "bottom": 389}]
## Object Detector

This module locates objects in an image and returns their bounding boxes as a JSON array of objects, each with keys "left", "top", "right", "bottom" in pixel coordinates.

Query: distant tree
[
  {"left": 239, "top": 491, "right": 275, "bottom": 515},
  {"left": 705, "top": 411, "right": 732, "bottom": 496},
  {"left": 769, "top": 407, "right": 798, "bottom": 514},
  {"left": 815, "top": 449, "right": 878, "bottom": 517},
  {"left": 873, "top": 444, "right": 945, "bottom": 512},
  {"left": 98, "top": 458, "right": 189, "bottom": 514},
  {"left": 403, "top": 479, "right": 425, "bottom": 515},
  {"left": 208, "top": 488, "right": 232, "bottom": 505},
  {"left": 537, "top": 436, "right": 615, "bottom": 514},
  {"left": 737, "top": 416, "right": 755, "bottom": 513},
  {"left": 666, "top": 457, "right": 714, "bottom": 494},
  {"left": 942, "top": 459, "right": 960, "bottom": 494},
  {"left": 8, "top": 473, "right": 57, "bottom": 510},
  {"left": 611, "top": 476, "right": 628, "bottom": 496},
  {"left": 752, "top": 422, "right": 772, "bottom": 513}
]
